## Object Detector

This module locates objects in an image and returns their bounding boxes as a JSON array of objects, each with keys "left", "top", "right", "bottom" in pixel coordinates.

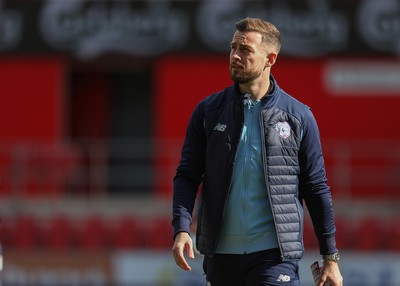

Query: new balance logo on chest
[{"left": 213, "top": 123, "right": 227, "bottom": 132}]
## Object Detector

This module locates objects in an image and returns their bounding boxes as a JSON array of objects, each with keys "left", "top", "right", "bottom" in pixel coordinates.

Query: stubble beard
[{"left": 230, "top": 66, "right": 262, "bottom": 84}]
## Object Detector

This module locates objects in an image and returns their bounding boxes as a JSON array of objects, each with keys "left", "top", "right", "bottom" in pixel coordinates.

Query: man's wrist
[{"left": 322, "top": 252, "right": 340, "bottom": 263}]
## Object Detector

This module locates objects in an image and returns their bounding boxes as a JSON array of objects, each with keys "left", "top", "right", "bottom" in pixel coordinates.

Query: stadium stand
[
  {"left": 1, "top": 212, "right": 399, "bottom": 253},
  {"left": 384, "top": 215, "right": 400, "bottom": 251},
  {"left": 351, "top": 216, "right": 385, "bottom": 251},
  {"left": 111, "top": 215, "right": 141, "bottom": 250},
  {"left": 45, "top": 215, "right": 77, "bottom": 252}
]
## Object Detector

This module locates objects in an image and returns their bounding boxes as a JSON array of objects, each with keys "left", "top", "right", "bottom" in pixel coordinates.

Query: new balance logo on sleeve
[{"left": 213, "top": 123, "right": 227, "bottom": 132}]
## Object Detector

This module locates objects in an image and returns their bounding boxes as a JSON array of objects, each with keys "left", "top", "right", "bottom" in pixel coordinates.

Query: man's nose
[{"left": 232, "top": 51, "right": 241, "bottom": 60}]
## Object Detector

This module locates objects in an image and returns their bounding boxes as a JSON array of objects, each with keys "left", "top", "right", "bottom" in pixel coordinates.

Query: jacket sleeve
[
  {"left": 172, "top": 101, "right": 207, "bottom": 239},
  {"left": 298, "top": 109, "right": 338, "bottom": 255}
]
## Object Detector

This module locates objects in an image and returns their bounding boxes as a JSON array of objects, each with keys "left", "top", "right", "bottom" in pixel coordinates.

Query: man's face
[{"left": 229, "top": 30, "right": 268, "bottom": 84}]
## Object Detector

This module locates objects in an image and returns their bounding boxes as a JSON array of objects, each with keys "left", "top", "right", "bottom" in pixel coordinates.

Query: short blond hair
[{"left": 235, "top": 17, "right": 281, "bottom": 53}]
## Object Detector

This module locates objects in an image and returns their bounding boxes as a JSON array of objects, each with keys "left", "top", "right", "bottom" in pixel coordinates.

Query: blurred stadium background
[{"left": 0, "top": 0, "right": 399, "bottom": 285}]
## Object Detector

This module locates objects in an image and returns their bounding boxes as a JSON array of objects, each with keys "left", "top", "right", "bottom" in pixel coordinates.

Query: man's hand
[
  {"left": 318, "top": 261, "right": 343, "bottom": 286},
  {"left": 172, "top": 232, "right": 195, "bottom": 271}
]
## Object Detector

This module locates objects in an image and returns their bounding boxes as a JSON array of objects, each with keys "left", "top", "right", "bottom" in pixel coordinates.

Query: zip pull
[
  {"left": 243, "top": 94, "right": 254, "bottom": 111},
  {"left": 247, "top": 99, "right": 254, "bottom": 111}
]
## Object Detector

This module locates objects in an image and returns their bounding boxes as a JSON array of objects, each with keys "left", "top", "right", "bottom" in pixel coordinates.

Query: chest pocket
[
  {"left": 261, "top": 108, "right": 301, "bottom": 156},
  {"left": 260, "top": 107, "right": 302, "bottom": 182}
]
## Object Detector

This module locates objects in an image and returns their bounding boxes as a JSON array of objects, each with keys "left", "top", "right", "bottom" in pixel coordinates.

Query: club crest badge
[{"left": 275, "top": 121, "right": 291, "bottom": 139}]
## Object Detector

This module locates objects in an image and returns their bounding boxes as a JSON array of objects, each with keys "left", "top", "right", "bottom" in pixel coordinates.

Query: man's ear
[{"left": 265, "top": 52, "right": 278, "bottom": 67}]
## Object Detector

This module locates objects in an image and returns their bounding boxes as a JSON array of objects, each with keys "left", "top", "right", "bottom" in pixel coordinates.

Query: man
[{"left": 172, "top": 17, "right": 343, "bottom": 286}]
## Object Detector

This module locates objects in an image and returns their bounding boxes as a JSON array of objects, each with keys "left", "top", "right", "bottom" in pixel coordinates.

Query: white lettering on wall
[
  {"left": 195, "top": 0, "right": 349, "bottom": 57},
  {"left": 39, "top": 0, "right": 189, "bottom": 59},
  {"left": 324, "top": 61, "right": 400, "bottom": 95},
  {"left": 357, "top": 0, "right": 400, "bottom": 56},
  {"left": 0, "top": 1, "right": 23, "bottom": 51}
]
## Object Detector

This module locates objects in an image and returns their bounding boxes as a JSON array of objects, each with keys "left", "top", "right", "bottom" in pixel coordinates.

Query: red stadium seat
[
  {"left": 12, "top": 215, "right": 43, "bottom": 250},
  {"left": 352, "top": 216, "right": 384, "bottom": 251},
  {"left": 79, "top": 216, "right": 108, "bottom": 251},
  {"left": 46, "top": 215, "right": 77, "bottom": 252},
  {"left": 147, "top": 217, "right": 172, "bottom": 249},
  {"left": 111, "top": 215, "right": 141, "bottom": 249},
  {"left": 384, "top": 215, "right": 400, "bottom": 251},
  {"left": 0, "top": 216, "right": 14, "bottom": 249}
]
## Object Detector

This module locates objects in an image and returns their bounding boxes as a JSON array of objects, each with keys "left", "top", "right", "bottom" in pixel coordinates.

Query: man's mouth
[{"left": 231, "top": 62, "right": 244, "bottom": 69}]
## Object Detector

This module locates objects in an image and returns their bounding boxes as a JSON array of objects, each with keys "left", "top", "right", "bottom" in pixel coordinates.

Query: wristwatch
[{"left": 323, "top": 252, "right": 340, "bottom": 262}]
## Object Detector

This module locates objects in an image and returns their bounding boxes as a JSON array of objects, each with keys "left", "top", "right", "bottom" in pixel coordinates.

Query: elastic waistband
[{"left": 214, "top": 247, "right": 281, "bottom": 260}]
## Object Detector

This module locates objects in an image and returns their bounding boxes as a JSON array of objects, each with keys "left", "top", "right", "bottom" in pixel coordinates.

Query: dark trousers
[{"left": 203, "top": 248, "right": 301, "bottom": 286}]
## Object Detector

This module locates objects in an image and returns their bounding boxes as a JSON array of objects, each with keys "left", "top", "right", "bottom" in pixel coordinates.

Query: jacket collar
[{"left": 233, "top": 74, "right": 280, "bottom": 103}]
